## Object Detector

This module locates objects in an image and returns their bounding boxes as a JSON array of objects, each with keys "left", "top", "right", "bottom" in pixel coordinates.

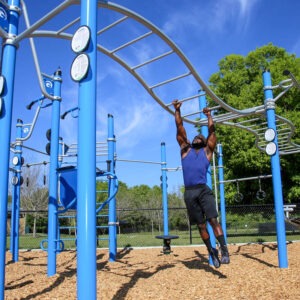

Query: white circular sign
[
  {"left": 71, "top": 26, "right": 91, "bottom": 53},
  {"left": 266, "top": 142, "right": 277, "bottom": 156},
  {"left": 70, "top": 53, "right": 90, "bottom": 82},
  {"left": 12, "top": 156, "right": 19, "bottom": 166},
  {"left": 264, "top": 128, "right": 276, "bottom": 142}
]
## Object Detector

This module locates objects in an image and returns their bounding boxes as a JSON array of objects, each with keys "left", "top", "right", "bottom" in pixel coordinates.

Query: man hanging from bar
[{"left": 172, "top": 99, "right": 230, "bottom": 268}]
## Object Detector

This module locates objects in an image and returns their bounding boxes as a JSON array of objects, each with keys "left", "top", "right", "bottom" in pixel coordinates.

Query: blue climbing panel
[{"left": 58, "top": 166, "right": 77, "bottom": 209}]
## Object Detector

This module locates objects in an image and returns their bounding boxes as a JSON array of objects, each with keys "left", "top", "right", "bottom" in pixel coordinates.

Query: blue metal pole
[
  {"left": 217, "top": 143, "right": 227, "bottom": 242},
  {"left": 108, "top": 114, "right": 117, "bottom": 262},
  {"left": 0, "top": 2, "right": 21, "bottom": 299},
  {"left": 10, "top": 119, "right": 23, "bottom": 262},
  {"left": 262, "top": 70, "right": 288, "bottom": 268},
  {"left": 47, "top": 69, "right": 62, "bottom": 276},
  {"left": 77, "top": 1, "right": 97, "bottom": 298},
  {"left": 198, "top": 91, "right": 216, "bottom": 265},
  {"left": 161, "top": 142, "right": 169, "bottom": 236}
]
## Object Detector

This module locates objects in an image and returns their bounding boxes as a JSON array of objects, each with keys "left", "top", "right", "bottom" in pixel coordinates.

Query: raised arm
[
  {"left": 173, "top": 100, "right": 189, "bottom": 149},
  {"left": 203, "top": 107, "right": 217, "bottom": 160}
]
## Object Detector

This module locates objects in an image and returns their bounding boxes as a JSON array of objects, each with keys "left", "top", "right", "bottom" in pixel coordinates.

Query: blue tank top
[{"left": 181, "top": 148, "right": 209, "bottom": 187}]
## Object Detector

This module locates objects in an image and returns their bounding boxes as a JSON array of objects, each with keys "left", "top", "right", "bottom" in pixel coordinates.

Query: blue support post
[
  {"left": 77, "top": 1, "right": 97, "bottom": 299},
  {"left": 263, "top": 70, "right": 288, "bottom": 268},
  {"left": 217, "top": 144, "right": 227, "bottom": 242},
  {"left": 108, "top": 114, "right": 117, "bottom": 262},
  {"left": 198, "top": 91, "right": 216, "bottom": 265},
  {"left": 155, "top": 143, "right": 178, "bottom": 253},
  {"left": 47, "top": 69, "right": 62, "bottom": 276},
  {"left": 161, "top": 142, "right": 169, "bottom": 236},
  {"left": 10, "top": 119, "right": 23, "bottom": 262},
  {"left": 0, "top": 2, "right": 21, "bottom": 299}
]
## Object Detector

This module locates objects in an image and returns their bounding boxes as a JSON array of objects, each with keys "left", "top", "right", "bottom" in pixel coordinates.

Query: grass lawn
[{"left": 7, "top": 229, "right": 299, "bottom": 250}]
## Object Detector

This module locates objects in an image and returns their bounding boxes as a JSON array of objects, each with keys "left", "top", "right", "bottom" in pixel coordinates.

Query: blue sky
[{"left": 10, "top": 0, "right": 300, "bottom": 192}]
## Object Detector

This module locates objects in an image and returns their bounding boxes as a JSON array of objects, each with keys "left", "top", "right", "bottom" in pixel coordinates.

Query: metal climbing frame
[
  {"left": 8, "top": 0, "right": 300, "bottom": 155},
  {"left": 0, "top": 1, "right": 299, "bottom": 299}
]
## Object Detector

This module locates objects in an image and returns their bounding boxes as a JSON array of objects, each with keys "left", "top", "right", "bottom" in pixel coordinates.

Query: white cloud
[
  {"left": 162, "top": 0, "right": 259, "bottom": 39},
  {"left": 235, "top": 0, "right": 260, "bottom": 32},
  {"left": 100, "top": 100, "right": 169, "bottom": 154}
]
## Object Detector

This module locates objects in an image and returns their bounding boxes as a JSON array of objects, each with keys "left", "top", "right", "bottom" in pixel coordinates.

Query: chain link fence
[{"left": 6, "top": 204, "right": 300, "bottom": 250}]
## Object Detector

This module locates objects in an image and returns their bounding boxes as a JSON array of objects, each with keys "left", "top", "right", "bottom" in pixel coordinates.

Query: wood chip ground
[{"left": 5, "top": 242, "right": 300, "bottom": 299}]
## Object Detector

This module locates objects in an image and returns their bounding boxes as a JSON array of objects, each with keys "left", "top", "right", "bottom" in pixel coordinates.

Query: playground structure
[
  {"left": 0, "top": 1, "right": 300, "bottom": 299},
  {"left": 9, "top": 94, "right": 119, "bottom": 264}
]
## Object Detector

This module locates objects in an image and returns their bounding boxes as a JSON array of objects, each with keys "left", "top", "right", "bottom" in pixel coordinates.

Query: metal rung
[
  {"left": 150, "top": 72, "right": 191, "bottom": 89},
  {"left": 279, "top": 145, "right": 293, "bottom": 149},
  {"left": 58, "top": 17, "right": 80, "bottom": 34},
  {"left": 237, "top": 118, "right": 261, "bottom": 124},
  {"left": 182, "top": 110, "right": 202, "bottom": 118},
  {"left": 96, "top": 145, "right": 108, "bottom": 148},
  {"left": 278, "top": 143, "right": 289, "bottom": 147},
  {"left": 243, "top": 123, "right": 261, "bottom": 129},
  {"left": 59, "top": 215, "right": 76, "bottom": 219},
  {"left": 60, "top": 226, "right": 76, "bottom": 229},
  {"left": 214, "top": 112, "right": 241, "bottom": 123},
  {"left": 279, "top": 146, "right": 295, "bottom": 150},
  {"left": 181, "top": 106, "right": 221, "bottom": 118},
  {"left": 110, "top": 31, "right": 153, "bottom": 53},
  {"left": 277, "top": 140, "right": 290, "bottom": 145},
  {"left": 257, "top": 122, "right": 268, "bottom": 127},
  {"left": 277, "top": 133, "right": 290, "bottom": 138},
  {"left": 275, "top": 123, "right": 288, "bottom": 128},
  {"left": 278, "top": 140, "right": 290, "bottom": 145},
  {"left": 97, "top": 15, "right": 129, "bottom": 35},
  {"left": 166, "top": 92, "right": 204, "bottom": 107},
  {"left": 132, "top": 50, "right": 174, "bottom": 70},
  {"left": 254, "top": 126, "right": 269, "bottom": 132},
  {"left": 277, "top": 128, "right": 290, "bottom": 133},
  {"left": 238, "top": 120, "right": 267, "bottom": 127}
]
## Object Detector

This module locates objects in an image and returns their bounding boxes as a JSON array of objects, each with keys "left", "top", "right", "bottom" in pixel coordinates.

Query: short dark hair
[{"left": 193, "top": 134, "right": 207, "bottom": 145}]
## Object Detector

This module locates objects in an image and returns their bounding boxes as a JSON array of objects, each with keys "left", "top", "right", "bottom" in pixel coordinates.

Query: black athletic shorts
[{"left": 184, "top": 184, "right": 218, "bottom": 225}]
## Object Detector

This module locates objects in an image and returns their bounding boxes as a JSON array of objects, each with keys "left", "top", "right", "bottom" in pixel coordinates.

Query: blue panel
[
  {"left": 42, "top": 75, "right": 54, "bottom": 95},
  {"left": 58, "top": 166, "right": 77, "bottom": 209},
  {"left": 0, "top": 2, "right": 9, "bottom": 32}
]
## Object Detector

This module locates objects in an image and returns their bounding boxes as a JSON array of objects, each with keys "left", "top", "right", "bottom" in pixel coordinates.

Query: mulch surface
[{"left": 5, "top": 241, "right": 300, "bottom": 299}]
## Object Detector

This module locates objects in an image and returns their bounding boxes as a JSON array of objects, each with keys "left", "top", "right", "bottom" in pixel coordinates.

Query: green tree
[
  {"left": 21, "top": 166, "right": 48, "bottom": 237},
  {"left": 112, "top": 181, "right": 185, "bottom": 233},
  {"left": 208, "top": 43, "right": 300, "bottom": 204}
]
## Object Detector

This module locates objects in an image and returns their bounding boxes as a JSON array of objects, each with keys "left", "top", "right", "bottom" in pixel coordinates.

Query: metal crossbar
[{"left": 15, "top": 0, "right": 300, "bottom": 156}]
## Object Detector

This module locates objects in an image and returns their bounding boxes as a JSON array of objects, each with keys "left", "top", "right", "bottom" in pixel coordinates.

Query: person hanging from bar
[{"left": 172, "top": 99, "right": 230, "bottom": 268}]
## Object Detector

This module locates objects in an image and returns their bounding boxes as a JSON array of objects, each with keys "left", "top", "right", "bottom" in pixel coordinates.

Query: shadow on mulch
[
  {"left": 232, "top": 241, "right": 294, "bottom": 268},
  {"left": 6, "top": 250, "right": 40, "bottom": 266},
  {"left": 5, "top": 279, "right": 34, "bottom": 290},
  {"left": 109, "top": 248, "right": 227, "bottom": 299},
  {"left": 5, "top": 250, "right": 78, "bottom": 299},
  {"left": 110, "top": 260, "right": 175, "bottom": 300},
  {"left": 180, "top": 250, "right": 227, "bottom": 278}
]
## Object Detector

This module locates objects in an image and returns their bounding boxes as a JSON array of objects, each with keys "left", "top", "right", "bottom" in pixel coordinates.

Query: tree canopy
[{"left": 207, "top": 43, "right": 300, "bottom": 204}]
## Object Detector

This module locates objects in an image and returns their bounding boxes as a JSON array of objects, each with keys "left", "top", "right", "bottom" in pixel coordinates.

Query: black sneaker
[
  {"left": 220, "top": 247, "right": 230, "bottom": 264},
  {"left": 209, "top": 248, "right": 221, "bottom": 268}
]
